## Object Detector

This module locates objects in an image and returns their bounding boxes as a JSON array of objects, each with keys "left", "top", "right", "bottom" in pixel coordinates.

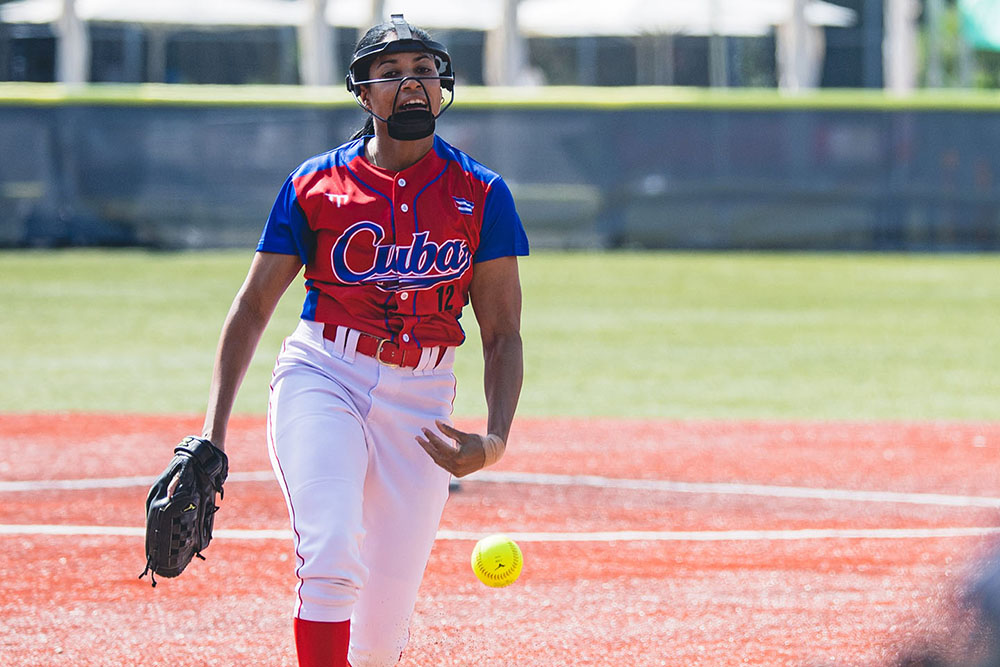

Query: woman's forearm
[{"left": 483, "top": 330, "right": 523, "bottom": 443}]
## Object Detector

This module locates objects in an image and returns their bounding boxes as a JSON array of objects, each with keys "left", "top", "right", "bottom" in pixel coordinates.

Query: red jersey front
[{"left": 258, "top": 135, "right": 529, "bottom": 349}]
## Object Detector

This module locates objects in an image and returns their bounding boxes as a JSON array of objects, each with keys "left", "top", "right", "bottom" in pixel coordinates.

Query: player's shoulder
[
  {"left": 433, "top": 136, "right": 504, "bottom": 188},
  {"left": 289, "top": 138, "right": 366, "bottom": 180}
]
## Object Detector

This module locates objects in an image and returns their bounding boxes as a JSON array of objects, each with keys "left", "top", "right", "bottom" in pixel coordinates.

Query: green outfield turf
[{"left": 1, "top": 249, "right": 997, "bottom": 419}]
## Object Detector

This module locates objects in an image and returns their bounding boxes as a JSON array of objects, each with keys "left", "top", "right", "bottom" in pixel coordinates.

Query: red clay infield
[{"left": 2, "top": 415, "right": 1000, "bottom": 666}]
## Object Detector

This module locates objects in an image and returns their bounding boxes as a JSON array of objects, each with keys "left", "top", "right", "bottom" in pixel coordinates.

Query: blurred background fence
[
  {"left": 2, "top": 87, "right": 999, "bottom": 251},
  {"left": 3, "top": 0, "right": 1000, "bottom": 251}
]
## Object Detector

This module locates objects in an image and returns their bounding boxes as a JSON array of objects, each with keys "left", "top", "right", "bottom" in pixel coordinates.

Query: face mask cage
[
  {"left": 346, "top": 72, "right": 456, "bottom": 129},
  {"left": 345, "top": 15, "right": 456, "bottom": 122},
  {"left": 347, "top": 47, "right": 455, "bottom": 104},
  {"left": 348, "top": 52, "right": 455, "bottom": 91},
  {"left": 345, "top": 15, "right": 457, "bottom": 140}
]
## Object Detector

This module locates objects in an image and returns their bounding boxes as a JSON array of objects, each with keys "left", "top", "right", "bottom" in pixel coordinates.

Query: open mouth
[{"left": 397, "top": 100, "right": 429, "bottom": 113}]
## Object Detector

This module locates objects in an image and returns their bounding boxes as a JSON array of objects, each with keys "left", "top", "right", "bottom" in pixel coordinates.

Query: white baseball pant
[{"left": 267, "top": 319, "right": 455, "bottom": 666}]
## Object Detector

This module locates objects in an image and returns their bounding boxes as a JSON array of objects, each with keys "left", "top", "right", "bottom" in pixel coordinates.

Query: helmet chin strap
[
  {"left": 364, "top": 77, "right": 452, "bottom": 141},
  {"left": 386, "top": 109, "right": 436, "bottom": 141}
]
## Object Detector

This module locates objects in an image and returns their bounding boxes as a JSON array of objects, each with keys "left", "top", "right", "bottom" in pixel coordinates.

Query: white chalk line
[
  {"left": 4, "top": 470, "right": 1000, "bottom": 544},
  {"left": 0, "top": 471, "right": 276, "bottom": 492},
  {"left": 474, "top": 471, "right": 1000, "bottom": 509},
  {"left": 2, "top": 524, "right": 1000, "bottom": 543},
  {"left": 4, "top": 469, "right": 1000, "bottom": 510}
]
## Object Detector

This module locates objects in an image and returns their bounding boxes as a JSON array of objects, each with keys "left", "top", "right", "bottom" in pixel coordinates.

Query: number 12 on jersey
[{"left": 436, "top": 284, "right": 455, "bottom": 311}]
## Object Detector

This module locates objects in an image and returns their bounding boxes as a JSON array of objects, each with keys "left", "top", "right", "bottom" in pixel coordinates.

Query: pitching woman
[{"left": 197, "top": 14, "right": 528, "bottom": 667}]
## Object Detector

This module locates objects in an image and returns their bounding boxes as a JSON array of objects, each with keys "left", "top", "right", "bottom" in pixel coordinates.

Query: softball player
[{"left": 197, "top": 15, "right": 528, "bottom": 667}]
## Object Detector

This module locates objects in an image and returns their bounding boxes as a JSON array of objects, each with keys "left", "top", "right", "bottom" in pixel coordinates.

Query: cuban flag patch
[{"left": 452, "top": 196, "right": 475, "bottom": 215}]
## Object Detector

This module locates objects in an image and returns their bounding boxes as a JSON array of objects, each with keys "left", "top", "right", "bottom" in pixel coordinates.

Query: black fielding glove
[{"left": 140, "top": 436, "right": 228, "bottom": 587}]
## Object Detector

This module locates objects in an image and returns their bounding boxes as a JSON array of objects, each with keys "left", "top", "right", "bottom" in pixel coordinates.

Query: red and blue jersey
[{"left": 258, "top": 135, "right": 529, "bottom": 349}]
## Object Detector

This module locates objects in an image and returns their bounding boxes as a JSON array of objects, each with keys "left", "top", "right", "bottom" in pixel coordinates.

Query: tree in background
[{"left": 922, "top": 0, "right": 1000, "bottom": 87}]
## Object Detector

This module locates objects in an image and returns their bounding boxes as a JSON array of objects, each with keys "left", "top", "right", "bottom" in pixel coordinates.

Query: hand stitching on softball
[{"left": 416, "top": 420, "right": 495, "bottom": 478}]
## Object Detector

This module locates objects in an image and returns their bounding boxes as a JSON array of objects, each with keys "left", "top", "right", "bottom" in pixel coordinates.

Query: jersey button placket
[
  {"left": 394, "top": 178, "right": 413, "bottom": 313},
  {"left": 396, "top": 177, "right": 408, "bottom": 213}
]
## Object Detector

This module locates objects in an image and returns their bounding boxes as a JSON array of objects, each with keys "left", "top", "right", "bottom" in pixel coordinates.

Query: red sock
[{"left": 294, "top": 617, "right": 351, "bottom": 667}]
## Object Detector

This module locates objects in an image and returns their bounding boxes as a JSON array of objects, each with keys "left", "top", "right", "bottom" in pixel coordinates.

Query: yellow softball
[{"left": 471, "top": 534, "right": 523, "bottom": 588}]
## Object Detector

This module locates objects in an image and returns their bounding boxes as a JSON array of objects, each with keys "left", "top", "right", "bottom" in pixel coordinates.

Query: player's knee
[
  {"left": 292, "top": 501, "right": 368, "bottom": 620},
  {"left": 298, "top": 575, "right": 362, "bottom": 621}
]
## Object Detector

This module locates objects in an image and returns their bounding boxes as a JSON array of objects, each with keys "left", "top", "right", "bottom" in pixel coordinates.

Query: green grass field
[
  {"left": 5, "top": 82, "right": 1000, "bottom": 112},
  {"left": 1, "top": 249, "right": 997, "bottom": 419}
]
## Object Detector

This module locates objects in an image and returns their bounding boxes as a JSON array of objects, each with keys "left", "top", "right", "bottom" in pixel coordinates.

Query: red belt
[{"left": 323, "top": 324, "right": 441, "bottom": 369}]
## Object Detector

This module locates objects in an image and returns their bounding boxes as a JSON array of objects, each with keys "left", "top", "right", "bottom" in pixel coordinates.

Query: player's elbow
[
  {"left": 481, "top": 329, "right": 522, "bottom": 367},
  {"left": 481, "top": 324, "right": 521, "bottom": 350}
]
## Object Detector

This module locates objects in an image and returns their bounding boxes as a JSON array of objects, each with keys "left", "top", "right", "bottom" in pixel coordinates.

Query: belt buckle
[{"left": 375, "top": 338, "right": 400, "bottom": 368}]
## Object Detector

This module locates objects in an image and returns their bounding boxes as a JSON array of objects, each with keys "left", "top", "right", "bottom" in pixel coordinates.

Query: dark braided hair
[{"left": 349, "top": 18, "right": 436, "bottom": 141}]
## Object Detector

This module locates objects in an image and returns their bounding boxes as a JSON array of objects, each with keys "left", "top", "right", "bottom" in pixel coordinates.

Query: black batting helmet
[{"left": 346, "top": 14, "right": 455, "bottom": 94}]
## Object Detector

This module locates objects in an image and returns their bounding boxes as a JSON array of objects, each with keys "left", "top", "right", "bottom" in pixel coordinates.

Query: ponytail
[{"left": 350, "top": 115, "right": 375, "bottom": 142}]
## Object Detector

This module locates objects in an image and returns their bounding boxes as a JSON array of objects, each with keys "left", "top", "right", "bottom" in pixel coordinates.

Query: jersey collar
[{"left": 350, "top": 136, "right": 448, "bottom": 188}]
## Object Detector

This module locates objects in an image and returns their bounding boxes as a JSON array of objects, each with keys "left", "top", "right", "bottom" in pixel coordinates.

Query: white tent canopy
[
  {"left": 326, "top": 0, "right": 501, "bottom": 31},
  {"left": 1, "top": 0, "right": 311, "bottom": 26},
  {"left": 517, "top": 0, "right": 855, "bottom": 38}
]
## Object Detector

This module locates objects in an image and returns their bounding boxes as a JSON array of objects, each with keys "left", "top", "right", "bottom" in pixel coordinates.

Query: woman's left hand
[{"left": 416, "top": 420, "right": 488, "bottom": 478}]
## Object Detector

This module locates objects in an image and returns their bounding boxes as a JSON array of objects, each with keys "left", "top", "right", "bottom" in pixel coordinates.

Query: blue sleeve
[
  {"left": 257, "top": 175, "right": 314, "bottom": 265},
  {"left": 474, "top": 176, "right": 530, "bottom": 263}
]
